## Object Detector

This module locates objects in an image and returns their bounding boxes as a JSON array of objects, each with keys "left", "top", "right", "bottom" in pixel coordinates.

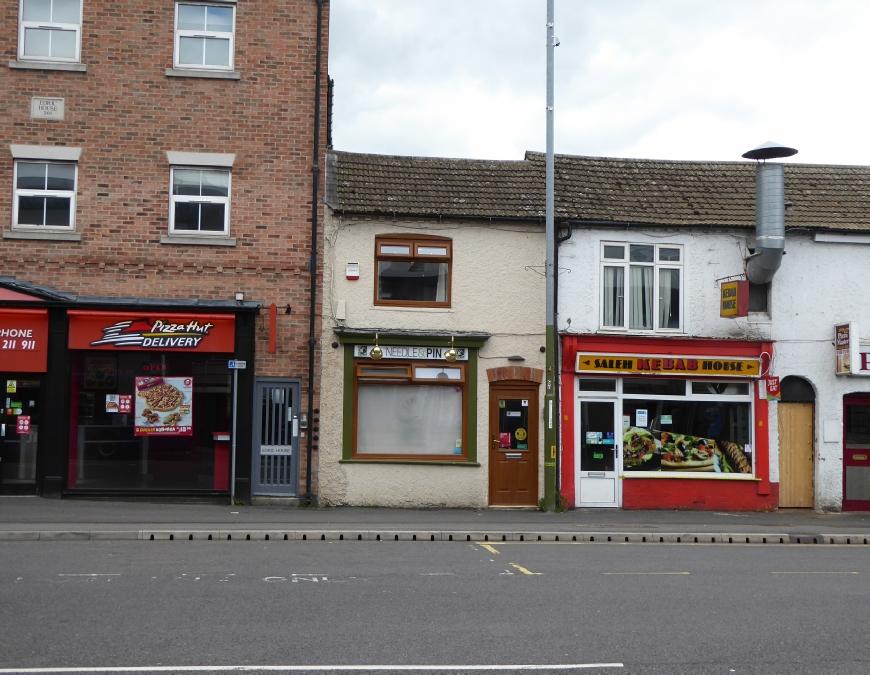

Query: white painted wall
[
  {"left": 318, "top": 210, "right": 546, "bottom": 507},
  {"left": 558, "top": 226, "right": 870, "bottom": 510}
]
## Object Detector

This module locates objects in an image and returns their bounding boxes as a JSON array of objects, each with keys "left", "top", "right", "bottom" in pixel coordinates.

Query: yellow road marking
[
  {"left": 479, "top": 544, "right": 501, "bottom": 555},
  {"left": 510, "top": 563, "right": 543, "bottom": 576},
  {"left": 603, "top": 572, "right": 690, "bottom": 575},
  {"left": 771, "top": 571, "right": 858, "bottom": 575}
]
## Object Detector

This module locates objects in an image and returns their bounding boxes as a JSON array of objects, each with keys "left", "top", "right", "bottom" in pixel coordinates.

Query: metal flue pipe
[{"left": 742, "top": 141, "right": 798, "bottom": 285}]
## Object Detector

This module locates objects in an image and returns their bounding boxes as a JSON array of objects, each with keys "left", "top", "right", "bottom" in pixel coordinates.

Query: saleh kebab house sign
[
  {"left": 576, "top": 353, "right": 761, "bottom": 378},
  {"left": 68, "top": 311, "right": 235, "bottom": 352}
]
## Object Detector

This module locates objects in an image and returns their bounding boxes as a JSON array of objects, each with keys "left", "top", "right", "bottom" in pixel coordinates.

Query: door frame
[
  {"left": 1, "top": 373, "right": 44, "bottom": 495},
  {"left": 842, "top": 394, "right": 870, "bottom": 511},
  {"left": 488, "top": 380, "right": 539, "bottom": 506},
  {"left": 574, "top": 396, "right": 621, "bottom": 508},
  {"left": 250, "top": 377, "right": 302, "bottom": 497},
  {"left": 777, "top": 401, "right": 815, "bottom": 508}
]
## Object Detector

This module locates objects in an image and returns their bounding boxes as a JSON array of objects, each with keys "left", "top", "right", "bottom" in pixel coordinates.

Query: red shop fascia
[{"left": 560, "top": 334, "right": 777, "bottom": 511}]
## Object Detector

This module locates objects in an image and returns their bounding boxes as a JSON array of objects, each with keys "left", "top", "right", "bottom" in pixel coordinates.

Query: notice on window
[
  {"left": 16, "top": 415, "right": 30, "bottom": 434},
  {"left": 636, "top": 409, "right": 648, "bottom": 427},
  {"left": 134, "top": 377, "right": 193, "bottom": 436}
]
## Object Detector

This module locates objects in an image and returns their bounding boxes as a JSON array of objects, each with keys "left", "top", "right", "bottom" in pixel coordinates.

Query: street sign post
[{"left": 228, "top": 360, "right": 246, "bottom": 504}]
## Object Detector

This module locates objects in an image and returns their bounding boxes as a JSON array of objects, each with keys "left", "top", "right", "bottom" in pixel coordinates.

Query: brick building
[{"left": 1, "top": 0, "right": 328, "bottom": 501}]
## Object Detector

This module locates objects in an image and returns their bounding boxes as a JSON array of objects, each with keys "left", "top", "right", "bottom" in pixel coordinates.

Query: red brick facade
[{"left": 1, "top": 0, "right": 328, "bottom": 497}]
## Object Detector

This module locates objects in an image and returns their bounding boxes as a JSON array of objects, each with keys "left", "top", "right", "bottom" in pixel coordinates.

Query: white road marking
[
  {"left": 771, "top": 571, "right": 858, "bottom": 575},
  {"left": 419, "top": 573, "right": 454, "bottom": 576},
  {"left": 603, "top": 572, "right": 689, "bottom": 576},
  {"left": 0, "top": 664, "right": 624, "bottom": 672},
  {"left": 58, "top": 574, "right": 120, "bottom": 577}
]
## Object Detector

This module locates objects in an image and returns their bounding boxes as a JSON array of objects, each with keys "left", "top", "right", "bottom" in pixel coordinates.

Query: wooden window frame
[
  {"left": 352, "top": 359, "right": 468, "bottom": 461},
  {"left": 374, "top": 234, "right": 452, "bottom": 308}
]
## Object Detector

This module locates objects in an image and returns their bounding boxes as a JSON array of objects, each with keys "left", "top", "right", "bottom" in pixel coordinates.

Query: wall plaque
[{"left": 30, "top": 97, "right": 65, "bottom": 120}]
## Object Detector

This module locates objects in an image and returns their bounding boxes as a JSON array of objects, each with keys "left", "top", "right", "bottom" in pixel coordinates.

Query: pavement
[{"left": 2, "top": 495, "right": 870, "bottom": 544}]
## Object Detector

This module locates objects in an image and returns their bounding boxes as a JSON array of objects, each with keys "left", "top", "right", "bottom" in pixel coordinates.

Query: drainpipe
[
  {"left": 741, "top": 141, "right": 798, "bottom": 284},
  {"left": 305, "top": 0, "right": 324, "bottom": 505}
]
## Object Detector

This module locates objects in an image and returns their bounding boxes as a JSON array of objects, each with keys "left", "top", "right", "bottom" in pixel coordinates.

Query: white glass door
[{"left": 575, "top": 398, "right": 620, "bottom": 507}]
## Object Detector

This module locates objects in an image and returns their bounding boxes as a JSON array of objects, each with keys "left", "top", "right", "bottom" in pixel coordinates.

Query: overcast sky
[{"left": 328, "top": 0, "right": 870, "bottom": 166}]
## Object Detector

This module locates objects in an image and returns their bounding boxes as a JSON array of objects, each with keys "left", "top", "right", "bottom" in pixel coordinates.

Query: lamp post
[{"left": 543, "top": 0, "right": 557, "bottom": 511}]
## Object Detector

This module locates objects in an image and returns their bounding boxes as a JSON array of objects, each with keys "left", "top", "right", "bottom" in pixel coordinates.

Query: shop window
[
  {"left": 353, "top": 360, "right": 467, "bottom": 459},
  {"left": 169, "top": 167, "right": 231, "bottom": 235},
  {"left": 375, "top": 235, "right": 452, "bottom": 307},
  {"left": 601, "top": 242, "right": 683, "bottom": 332},
  {"left": 749, "top": 281, "right": 769, "bottom": 313},
  {"left": 13, "top": 161, "right": 77, "bottom": 230},
  {"left": 18, "top": 0, "right": 82, "bottom": 63},
  {"left": 68, "top": 352, "right": 233, "bottom": 491},
  {"left": 578, "top": 378, "right": 616, "bottom": 392},
  {"left": 621, "top": 381, "right": 752, "bottom": 475},
  {"left": 174, "top": 2, "right": 235, "bottom": 71}
]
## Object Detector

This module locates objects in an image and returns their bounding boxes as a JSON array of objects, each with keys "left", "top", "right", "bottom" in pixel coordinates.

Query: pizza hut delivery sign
[{"left": 68, "top": 311, "right": 235, "bottom": 353}]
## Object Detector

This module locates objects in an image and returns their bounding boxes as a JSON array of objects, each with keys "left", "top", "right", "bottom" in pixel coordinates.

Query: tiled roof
[{"left": 328, "top": 150, "right": 870, "bottom": 231}]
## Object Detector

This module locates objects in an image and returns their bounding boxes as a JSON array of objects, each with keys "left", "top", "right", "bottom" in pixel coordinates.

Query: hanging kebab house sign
[{"left": 68, "top": 311, "right": 235, "bottom": 436}]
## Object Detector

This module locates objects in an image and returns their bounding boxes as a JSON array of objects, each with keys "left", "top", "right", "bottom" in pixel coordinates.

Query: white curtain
[
  {"left": 435, "top": 263, "right": 448, "bottom": 302},
  {"left": 357, "top": 384, "right": 463, "bottom": 455},
  {"left": 658, "top": 268, "right": 680, "bottom": 328},
  {"left": 629, "top": 266, "right": 653, "bottom": 329},
  {"left": 603, "top": 266, "right": 624, "bottom": 327}
]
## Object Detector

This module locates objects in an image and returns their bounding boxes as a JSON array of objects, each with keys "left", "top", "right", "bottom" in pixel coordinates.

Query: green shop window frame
[{"left": 337, "top": 335, "right": 483, "bottom": 466}]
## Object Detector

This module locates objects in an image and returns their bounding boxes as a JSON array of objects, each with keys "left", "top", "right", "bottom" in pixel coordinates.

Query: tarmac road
[{"left": 2, "top": 539, "right": 869, "bottom": 674}]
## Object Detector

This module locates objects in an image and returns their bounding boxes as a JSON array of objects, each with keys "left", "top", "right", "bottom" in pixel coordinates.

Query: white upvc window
[
  {"left": 174, "top": 2, "right": 235, "bottom": 71},
  {"left": 169, "top": 167, "right": 231, "bottom": 236},
  {"left": 600, "top": 242, "right": 683, "bottom": 333},
  {"left": 13, "top": 161, "right": 77, "bottom": 230},
  {"left": 18, "top": 0, "right": 83, "bottom": 62}
]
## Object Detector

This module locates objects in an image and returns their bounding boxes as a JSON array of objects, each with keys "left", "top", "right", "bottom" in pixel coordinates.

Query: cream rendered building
[{"left": 319, "top": 152, "right": 548, "bottom": 508}]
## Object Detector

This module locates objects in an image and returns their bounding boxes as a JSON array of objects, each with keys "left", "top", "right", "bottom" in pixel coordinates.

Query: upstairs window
[
  {"left": 375, "top": 235, "right": 452, "bottom": 307},
  {"left": 18, "top": 0, "right": 82, "bottom": 62},
  {"left": 170, "top": 168, "right": 231, "bottom": 235},
  {"left": 174, "top": 2, "right": 235, "bottom": 71},
  {"left": 13, "top": 161, "right": 77, "bottom": 230},
  {"left": 601, "top": 242, "right": 683, "bottom": 332}
]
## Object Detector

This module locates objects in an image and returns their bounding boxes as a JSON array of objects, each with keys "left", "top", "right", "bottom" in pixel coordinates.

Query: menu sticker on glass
[
  {"left": 105, "top": 394, "right": 120, "bottom": 413},
  {"left": 134, "top": 376, "right": 193, "bottom": 436},
  {"left": 16, "top": 415, "right": 30, "bottom": 434},
  {"left": 118, "top": 395, "right": 132, "bottom": 414}
]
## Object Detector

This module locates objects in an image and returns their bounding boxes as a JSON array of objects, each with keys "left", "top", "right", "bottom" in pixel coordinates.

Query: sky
[{"left": 328, "top": 0, "right": 870, "bottom": 166}]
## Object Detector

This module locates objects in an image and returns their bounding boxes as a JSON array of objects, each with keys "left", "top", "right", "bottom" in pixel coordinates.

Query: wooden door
[
  {"left": 778, "top": 402, "right": 814, "bottom": 507},
  {"left": 489, "top": 384, "right": 538, "bottom": 506}
]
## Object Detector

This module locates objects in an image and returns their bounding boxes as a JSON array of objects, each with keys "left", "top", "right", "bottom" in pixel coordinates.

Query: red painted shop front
[{"left": 561, "top": 335, "right": 777, "bottom": 511}]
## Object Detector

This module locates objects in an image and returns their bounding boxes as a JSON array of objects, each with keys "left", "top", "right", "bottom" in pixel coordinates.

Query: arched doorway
[{"left": 778, "top": 376, "right": 815, "bottom": 508}]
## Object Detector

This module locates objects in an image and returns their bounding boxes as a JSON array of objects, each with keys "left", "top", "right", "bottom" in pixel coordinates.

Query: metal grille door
[{"left": 252, "top": 380, "right": 300, "bottom": 496}]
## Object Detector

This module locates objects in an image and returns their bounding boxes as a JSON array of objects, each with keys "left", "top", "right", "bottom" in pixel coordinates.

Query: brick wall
[{"left": 1, "top": 0, "right": 329, "bottom": 493}]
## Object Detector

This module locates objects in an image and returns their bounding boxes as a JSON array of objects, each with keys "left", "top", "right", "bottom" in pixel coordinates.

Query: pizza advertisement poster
[
  {"left": 622, "top": 429, "right": 753, "bottom": 475},
  {"left": 134, "top": 376, "right": 193, "bottom": 436}
]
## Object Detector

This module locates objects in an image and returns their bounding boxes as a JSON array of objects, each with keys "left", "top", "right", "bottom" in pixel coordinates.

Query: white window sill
[
  {"left": 4, "top": 229, "right": 82, "bottom": 241},
  {"left": 165, "top": 68, "right": 240, "bottom": 80},
  {"left": 160, "top": 234, "right": 236, "bottom": 247},
  {"left": 9, "top": 60, "right": 87, "bottom": 72},
  {"left": 596, "top": 328, "right": 687, "bottom": 337},
  {"left": 370, "top": 305, "right": 454, "bottom": 313}
]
